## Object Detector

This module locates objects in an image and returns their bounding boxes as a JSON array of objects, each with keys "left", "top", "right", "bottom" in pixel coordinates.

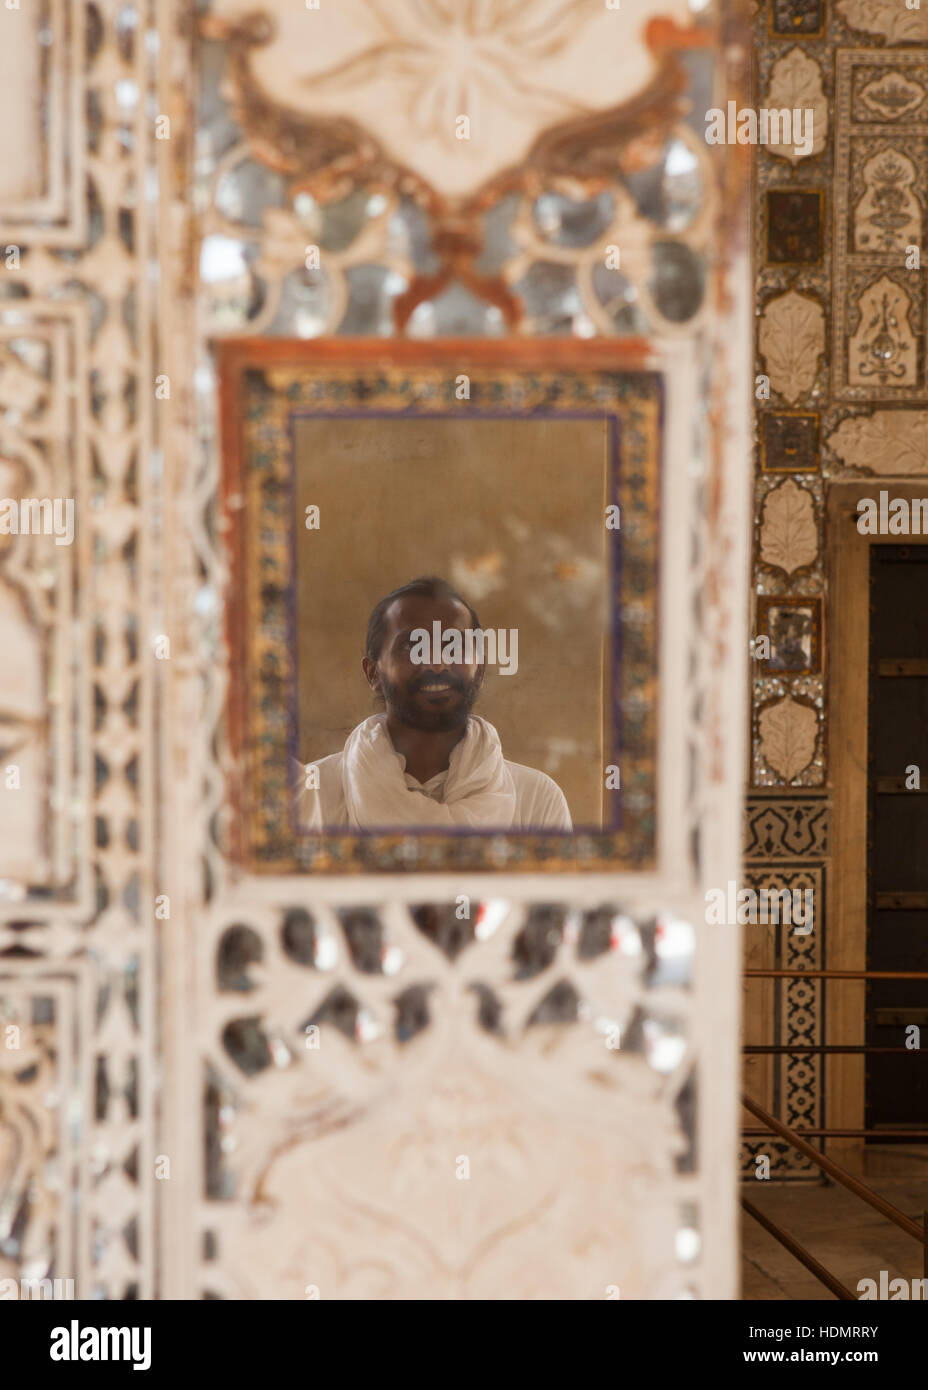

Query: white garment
[{"left": 297, "top": 714, "right": 571, "bottom": 831}]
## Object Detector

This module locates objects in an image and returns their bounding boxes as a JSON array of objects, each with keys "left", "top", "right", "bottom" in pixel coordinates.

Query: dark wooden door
[{"left": 867, "top": 545, "right": 928, "bottom": 1137}]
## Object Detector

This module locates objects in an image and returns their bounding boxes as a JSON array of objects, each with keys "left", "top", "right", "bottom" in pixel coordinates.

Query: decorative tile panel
[
  {"left": 837, "top": 0, "right": 928, "bottom": 46},
  {"left": 205, "top": 0, "right": 699, "bottom": 200},
  {"left": 0, "top": 305, "right": 92, "bottom": 912},
  {"left": 198, "top": 897, "right": 699, "bottom": 1300},
  {"left": 761, "top": 411, "right": 820, "bottom": 473},
  {"left": 765, "top": 189, "right": 824, "bottom": 265},
  {"left": 753, "top": 680, "right": 825, "bottom": 788},
  {"left": 0, "top": 965, "right": 91, "bottom": 1293},
  {"left": 744, "top": 796, "right": 828, "bottom": 861},
  {"left": 770, "top": 0, "right": 825, "bottom": 39},
  {"left": 827, "top": 409, "right": 928, "bottom": 474},
  {"left": 764, "top": 48, "right": 828, "bottom": 165},
  {"left": 740, "top": 865, "right": 824, "bottom": 1180},
  {"left": 759, "top": 290, "right": 826, "bottom": 404},
  {"left": 0, "top": 0, "right": 86, "bottom": 246},
  {"left": 834, "top": 51, "right": 928, "bottom": 401},
  {"left": 0, "top": 0, "right": 157, "bottom": 1299}
]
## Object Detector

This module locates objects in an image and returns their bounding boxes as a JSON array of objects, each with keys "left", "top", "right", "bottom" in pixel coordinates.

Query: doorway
[{"left": 866, "top": 544, "right": 928, "bottom": 1138}]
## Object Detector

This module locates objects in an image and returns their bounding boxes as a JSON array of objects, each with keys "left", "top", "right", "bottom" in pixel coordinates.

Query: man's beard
[{"left": 379, "top": 670, "right": 480, "bottom": 733}]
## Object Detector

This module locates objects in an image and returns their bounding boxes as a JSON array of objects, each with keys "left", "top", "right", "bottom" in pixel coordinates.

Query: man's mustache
[{"left": 410, "top": 672, "right": 469, "bottom": 693}]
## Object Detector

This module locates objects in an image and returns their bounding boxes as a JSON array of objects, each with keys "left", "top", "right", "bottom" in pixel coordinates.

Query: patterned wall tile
[
  {"left": 766, "top": 189, "right": 824, "bottom": 265},
  {"left": 766, "top": 0, "right": 827, "bottom": 38},
  {"left": 744, "top": 797, "right": 829, "bottom": 860},
  {"left": 761, "top": 411, "right": 820, "bottom": 473},
  {"left": 741, "top": 865, "right": 824, "bottom": 1179},
  {"left": 770, "top": 0, "right": 825, "bottom": 39}
]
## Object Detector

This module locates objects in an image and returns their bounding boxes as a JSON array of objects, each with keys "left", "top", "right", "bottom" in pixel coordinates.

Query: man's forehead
[{"left": 382, "top": 594, "right": 471, "bottom": 631}]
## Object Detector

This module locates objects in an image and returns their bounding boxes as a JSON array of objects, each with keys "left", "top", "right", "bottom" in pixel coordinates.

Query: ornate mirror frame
[{"left": 218, "top": 337, "right": 692, "bottom": 876}]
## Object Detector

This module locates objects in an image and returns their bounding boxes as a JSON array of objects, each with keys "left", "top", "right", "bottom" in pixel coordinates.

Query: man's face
[{"left": 364, "top": 594, "right": 483, "bottom": 733}]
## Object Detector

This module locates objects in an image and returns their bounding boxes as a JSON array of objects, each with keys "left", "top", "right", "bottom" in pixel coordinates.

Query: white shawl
[{"left": 341, "top": 714, "right": 517, "bottom": 828}]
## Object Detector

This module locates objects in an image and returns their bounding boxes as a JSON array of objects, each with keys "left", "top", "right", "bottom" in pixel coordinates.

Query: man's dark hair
[{"left": 365, "top": 576, "right": 481, "bottom": 661}]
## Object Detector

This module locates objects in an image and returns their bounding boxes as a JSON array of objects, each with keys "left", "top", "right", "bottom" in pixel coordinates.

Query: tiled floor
[{"left": 741, "top": 1149, "right": 928, "bottom": 1300}]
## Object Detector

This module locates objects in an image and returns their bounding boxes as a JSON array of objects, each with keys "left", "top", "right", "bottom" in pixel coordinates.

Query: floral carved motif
[
  {"left": 758, "top": 696, "right": 818, "bottom": 783},
  {"left": 760, "top": 479, "right": 818, "bottom": 576},
  {"left": 205, "top": 0, "right": 698, "bottom": 199},
  {"left": 758, "top": 290, "right": 825, "bottom": 404},
  {"left": 764, "top": 48, "right": 827, "bottom": 165},
  {"left": 838, "top": 0, "right": 928, "bottom": 45},
  {"left": 828, "top": 412, "right": 928, "bottom": 475}
]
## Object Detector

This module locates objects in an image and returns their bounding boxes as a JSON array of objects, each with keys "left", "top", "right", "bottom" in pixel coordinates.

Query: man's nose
[{"left": 421, "top": 652, "right": 460, "bottom": 679}]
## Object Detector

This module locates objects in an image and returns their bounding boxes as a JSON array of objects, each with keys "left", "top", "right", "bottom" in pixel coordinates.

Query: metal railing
[
  {"left": 741, "top": 1092, "right": 928, "bottom": 1299},
  {"left": 743, "top": 964, "right": 928, "bottom": 1136}
]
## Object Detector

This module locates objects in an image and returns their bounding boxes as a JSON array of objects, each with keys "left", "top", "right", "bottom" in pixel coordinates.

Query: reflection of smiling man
[{"left": 298, "top": 576, "right": 571, "bottom": 831}]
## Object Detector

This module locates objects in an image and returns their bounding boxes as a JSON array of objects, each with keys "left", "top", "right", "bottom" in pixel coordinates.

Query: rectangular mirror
[{"left": 220, "top": 340, "right": 662, "bottom": 873}]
